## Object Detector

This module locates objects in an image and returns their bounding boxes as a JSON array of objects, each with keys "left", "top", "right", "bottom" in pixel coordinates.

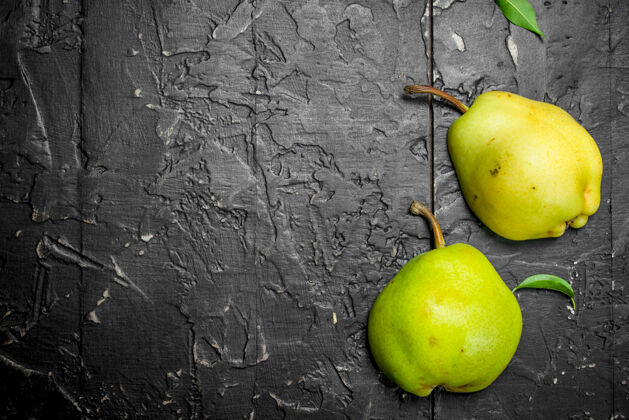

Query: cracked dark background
[{"left": 0, "top": 0, "right": 627, "bottom": 418}]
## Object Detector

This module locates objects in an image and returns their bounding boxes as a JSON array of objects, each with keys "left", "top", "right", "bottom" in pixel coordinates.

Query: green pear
[
  {"left": 368, "top": 201, "right": 522, "bottom": 396},
  {"left": 405, "top": 85, "right": 603, "bottom": 241}
]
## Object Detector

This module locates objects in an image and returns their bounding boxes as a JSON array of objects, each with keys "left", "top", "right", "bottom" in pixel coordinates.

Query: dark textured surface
[
  {"left": 0, "top": 0, "right": 627, "bottom": 418},
  {"left": 431, "top": 1, "right": 623, "bottom": 418}
]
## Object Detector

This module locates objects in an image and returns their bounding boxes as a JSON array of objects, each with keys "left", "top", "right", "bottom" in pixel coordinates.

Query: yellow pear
[
  {"left": 368, "top": 202, "right": 522, "bottom": 396},
  {"left": 405, "top": 85, "right": 603, "bottom": 241}
]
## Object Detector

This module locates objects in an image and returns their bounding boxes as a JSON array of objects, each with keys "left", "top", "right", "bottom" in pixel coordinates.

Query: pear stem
[
  {"left": 410, "top": 201, "right": 445, "bottom": 249},
  {"left": 404, "top": 84, "right": 469, "bottom": 114}
]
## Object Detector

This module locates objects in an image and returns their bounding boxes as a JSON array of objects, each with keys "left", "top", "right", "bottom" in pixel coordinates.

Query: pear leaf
[
  {"left": 496, "top": 0, "right": 546, "bottom": 38},
  {"left": 512, "top": 274, "right": 575, "bottom": 309}
]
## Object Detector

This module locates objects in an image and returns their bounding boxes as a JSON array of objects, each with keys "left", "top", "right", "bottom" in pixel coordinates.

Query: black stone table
[{"left": 1, "top": 1, "right": 627, "bottom": 418}]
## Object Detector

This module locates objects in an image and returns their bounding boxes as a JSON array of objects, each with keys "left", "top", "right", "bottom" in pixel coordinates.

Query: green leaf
[
  {"left": 512, "top": 274, "right": 575, "bottom": 309},
  {"left": 496, "top": 0, "right": 546, "bottom": 38}
]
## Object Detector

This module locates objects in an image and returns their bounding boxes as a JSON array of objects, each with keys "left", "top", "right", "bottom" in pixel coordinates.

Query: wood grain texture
[
  {"left": 611, "top": 0, "right": 629, "bottom": 415},
  {"left": 0, "top": 0, "right": 627, "bottom": 418}
]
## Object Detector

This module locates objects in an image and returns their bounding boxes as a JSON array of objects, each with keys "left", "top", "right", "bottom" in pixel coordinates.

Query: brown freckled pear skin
[
  {"left": 405, "top": 85, "right": 603, "bottom": 241},
  {"left": 368, "top": 202, "right": 522, "bottom": 397}
]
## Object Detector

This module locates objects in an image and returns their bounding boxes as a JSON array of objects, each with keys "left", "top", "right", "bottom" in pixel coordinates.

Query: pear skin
[
  {"left": 368, "top": 203, "right": 522, "bottom": 396},
  {"left": 449, "top": 91, "right": 602, "bottom": 240},
  {"left": 405, "top": 85, "right": 603, "bottom": 241}
]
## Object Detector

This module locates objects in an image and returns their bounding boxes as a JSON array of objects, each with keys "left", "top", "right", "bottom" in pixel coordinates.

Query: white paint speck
[
  {"left": 86, "top": 310, "right": 100, "bottom": 324},
  {"left": 138, "top": 33, "right": 143, "bottom": 40},
  {"left": 141, "top": 233, "right": 153, "bottom": 243},
  {"left": 15, "top": 230, "right": 22, "bottom": 238},
  {"left": 452, "top": 32, "right": 465, "bottom": 52},
  {"left": 332, "top": 312, "right": 338, "bottom": 325},
  {"left": 257, "top": 342, "right": 269, "bottom": 364},
  {"left": 124, "top": 242, "right": 130, "bottom": 248},
  {"left": 198, "top": 359, "right": 211, "bottom": 367},
  {"left": 112, "top": 260, "right": 126, "bottom": 279},
  {"left": 506, "top": 35, "right": 518, "bottom": 66},
  {"left": 162, "top": 50, "right": 172, "bottom": 57},
  {"left": 96, "top": 289, "right": 110, "bottom": 306},
  {"left": 553, "top": 377, "right": 557, "bottom": 384},
  {"left": 576, "top": 363, "right": 597, "bottom": 369},
  {"left": 134, "top": 89, "right": 142, "bottom": 98},
  {"left": 391, "top": 244, "right": 398, "bottom": 258}
]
